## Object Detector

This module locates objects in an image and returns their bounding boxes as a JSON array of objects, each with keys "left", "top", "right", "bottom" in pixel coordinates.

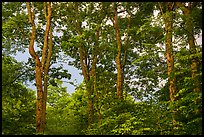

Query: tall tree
[
  {"left": 59, "top": 2, "right": 104, "bottom": 129},
  {"left": 175, "top": 2, "right": 201, "bottom": 93},
  {"left": 158, "top": 2, "right": 177, "bottom": 131},
  {"left": 74, "top": 2, "right": 95, "bottom": 128},
  {"left": 110, "top": 2, "right": 131, "bottom": 100},
  {"left": 26, "top": 2, "right": 52, "bottom": 133}
]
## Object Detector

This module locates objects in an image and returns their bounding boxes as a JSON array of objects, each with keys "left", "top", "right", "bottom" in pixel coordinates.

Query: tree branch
[
  {"left": 41, "top": 2, "right": 52, "bottom": 73},
  {"left": 158, "top": 2, "right": 164, "bottom": 15}
]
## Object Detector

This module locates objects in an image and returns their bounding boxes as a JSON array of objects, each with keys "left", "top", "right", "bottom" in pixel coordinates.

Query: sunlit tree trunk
[
  {"left": 158, "top": 2, "right": 177, "bottom": 132},
  {"left": 112, "top": 3, "right": 123, "bottom": 100},
  {"left": 164, "top": 2, "right": 176, "bottom": 104},
  {"left": 41, "top": 2, "right": 52, "bottom": 132},
  {"left": 26, "top": 2, "right": 52, "bottom": 134},
  {"left": 112, "top": 3, "right": 130, "bottom": 100},
  {"left": 165, "top": 2, "right": 177, "bottom": 131},
  {"left": 42, "top": 28, "right": 53, "bottom": 132},
  {"left": 26, "top": 2, "right": 43, "bottom": 133}
]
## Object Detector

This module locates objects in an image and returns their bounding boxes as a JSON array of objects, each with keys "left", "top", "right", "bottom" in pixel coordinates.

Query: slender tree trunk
[
  {"left": 121, "top": 14, "right": 130, "bottom": 94},
  {"left": 42, "top": 26, "right": 52, "bottom": 132},
  {"left": 185, "top": 7, "right": 200, "bottom": 93},
  {"left": 96, "top": 91, "right": 102, "bottom": 127},
  {"left": 41, "top": 2, "right": 52, "bottom": 132},
  {"left": 41, "top": 2, "right": 52, "bottom": 74},
  {"left": 91, "top": 26, "right": 101, "bottom": 128},
  {"left": 183, "top": 4, "right": 201, "bottom": 117},
  {"left": 112, "top": 4, "right": 123, "bottom": 100},
  {"left": 164, "top": 7, "right": 176, "bottom": 103},
  {"left": 112, "top": 4, "right": 130, "bottom": 100},
  {"left": 86, "top": 27, "right": 101, "bottom": 129},
  {"left": 26, "top": 2, "right": 52, "bottom": 134},
  {"left": 35, "top": 69, "right": 44, "bottom": 133},
  {"left": 26, "top": 3, "right": 43, "bottom": 133},
  {"left": 159, "top": 2, "right": 177, "bottom": 132},
  {"left": 77, "top": 31, "right": 93, "bottom": 128},
  {"left": 165, "top": 2, "right": 177, "bottom": 130},
  {"left": 176, "top": 2, "right": 201, "bottom": 119}
]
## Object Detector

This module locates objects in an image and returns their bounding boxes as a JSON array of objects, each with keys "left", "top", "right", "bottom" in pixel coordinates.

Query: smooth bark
[
  {"left": 26, "top": 2, "right": 43, "bottom": 133},
  {"left": 112, "top": 4, "right": 123, "bottom": 100},
  {"left": 26, "top": 2, "right": 52, "bottom": 134},
  {"left": 112, "top": 4, "right": 130, "bottom": 100},
  {"left": 158, "top": 2, "right": 177, "bottom": 131}
]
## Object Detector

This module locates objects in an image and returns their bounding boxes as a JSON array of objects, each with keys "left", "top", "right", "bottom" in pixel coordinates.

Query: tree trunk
[
  {"left": 112, "top": 4, "right": 130, "bottom": 100},
  {"left": 165, "top": 2, "right": 177, "bottom": 130},
  {"left": 26, "top": 2, "right": 52, "bottom": 134},
  {"left": 35, "top": 67, "right": 44, "bottom": 133},
  {"left": 176, "top": 2, "right": 201, "bottom": 119},
  {"left": 26, "top": 3, "right": 43, "bottom": 133},
  {"left": 176, "top": 2, "right": 200, "bottom": 93},
  {"left": 159, "top": 2, "right": 177, "bottom": 131},
  {"left": 121, "top": 13, "right": 130, "bottom": 95},
  {"left": 164, "top": 7, "right": 176, "bottom": 102},
  {"left": 41, "top": 2, "right": 52, "bottom": 132},
  {"left": 113, "top": 4, "right": 123, "bottom": 100},
  {"left": 87, "top": 82, "right": 94, "bottom": 129}
]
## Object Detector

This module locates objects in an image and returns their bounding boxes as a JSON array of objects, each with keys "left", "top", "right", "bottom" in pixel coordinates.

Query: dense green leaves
[
  {"left": 2, "top": 56, "right": 36, "bottom": 135},
  {"left": 45, "top": 81, "right": 88, "bottom": 135}
]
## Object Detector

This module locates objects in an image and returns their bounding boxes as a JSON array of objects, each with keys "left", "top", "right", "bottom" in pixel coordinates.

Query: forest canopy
[{"left": 2, "top": 2, "right": 202, "bottom": 135}]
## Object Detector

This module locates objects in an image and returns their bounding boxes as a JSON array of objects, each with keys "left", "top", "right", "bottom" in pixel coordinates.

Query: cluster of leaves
[
  {"left": 2, "top": 55, "right": 36, "bottom": 135},
  {"left": 44, "top": 80, "right": 88, "bottom": 135}
]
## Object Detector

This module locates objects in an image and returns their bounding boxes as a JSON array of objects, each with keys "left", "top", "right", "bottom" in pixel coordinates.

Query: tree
[
  {"left": 158, "top": 2, "right": 177, "bottom": 132},
  {"left": 26, "top": 2, "right": 53, "bottom": 133},
  {"left": 175, "top": 2, "right": 201, "bottom": 92},
  {"left": 59, "top": 2, "right": 105, "bottom": 129},
  {"left": 109, "top": 2, "right": 131, "bottom": 100}
]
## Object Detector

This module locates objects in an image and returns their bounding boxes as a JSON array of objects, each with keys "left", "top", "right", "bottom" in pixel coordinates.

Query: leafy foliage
[
  {"left": 2, "top": 56, "right": 36, "bottom": 135},
  {"left": 45, "top": 81, "right": 88, "bottom": 135}
]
